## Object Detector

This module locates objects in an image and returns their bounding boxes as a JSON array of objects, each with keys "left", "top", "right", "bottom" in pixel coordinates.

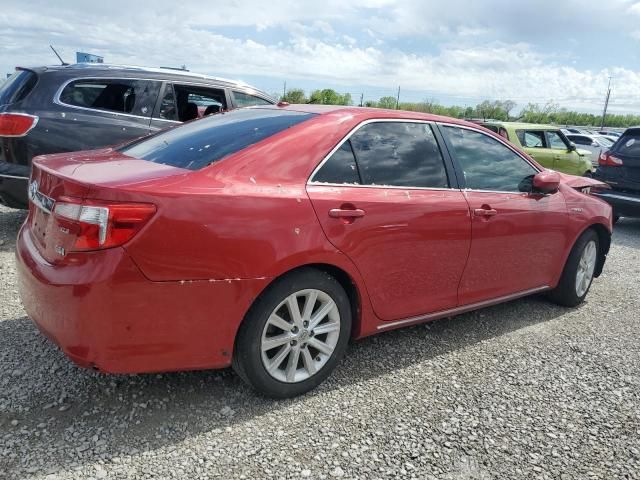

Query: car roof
[
  {"left": 17, "top": 63, "right": 274, "bottom": 98},
  {"left": 263, "top": 104, "right": 481, "bottom": 128},
  {"left": 482, "top": 121, "right": 564, "bottom": 130}
]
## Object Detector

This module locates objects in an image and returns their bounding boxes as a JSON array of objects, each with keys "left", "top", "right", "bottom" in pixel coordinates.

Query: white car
[{"left": 566, "top": 134, "right": 615, "bottom": 166}]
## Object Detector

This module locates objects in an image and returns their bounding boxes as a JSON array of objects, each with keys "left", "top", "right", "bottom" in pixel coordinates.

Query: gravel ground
[{"left": 1, "top": 203, "right": 639, "bottom": 480}]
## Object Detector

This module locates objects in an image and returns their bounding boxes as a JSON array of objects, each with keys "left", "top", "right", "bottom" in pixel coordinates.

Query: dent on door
[{"left": 307, "top": 185, "right": 472, "bottom": 321}]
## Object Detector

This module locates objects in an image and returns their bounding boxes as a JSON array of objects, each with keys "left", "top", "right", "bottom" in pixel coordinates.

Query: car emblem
[{"left": 28, "top": 180, "right": 55, "bottom": 213}]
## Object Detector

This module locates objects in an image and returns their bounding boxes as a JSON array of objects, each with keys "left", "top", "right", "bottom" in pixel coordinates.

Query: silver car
[{"left": 566, "top": 134, "right": 614, "bottom": 166}]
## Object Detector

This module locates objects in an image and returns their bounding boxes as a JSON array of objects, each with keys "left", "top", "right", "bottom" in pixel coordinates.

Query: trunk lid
[{"left": 27, "top": 148, "right": 187, "bottom": 263}]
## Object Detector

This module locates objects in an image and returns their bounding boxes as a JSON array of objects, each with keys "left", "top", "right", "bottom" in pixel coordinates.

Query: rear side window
[
  {"left": 313, "top": 141, "right": 361, "bottom": 184},
  {"left": 0, "top": 70, "right": 37, "bottom": 105},
  {"left": 348, "top": 122, "right": 449, "bottom": 188},
  {"left": 120, "top": 108, "right": 315, "bottom": 170},
  {"left": 59, "top": 79, "right": 160, "bottom": 116},
  {"left": 616, "top": 131, "right": 640, "bottom": 155}
]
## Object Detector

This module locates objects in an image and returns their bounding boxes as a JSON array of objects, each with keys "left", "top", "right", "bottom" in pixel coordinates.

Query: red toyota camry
[{"left": 16, "top": 105, "right": 612, "bottom": 397}]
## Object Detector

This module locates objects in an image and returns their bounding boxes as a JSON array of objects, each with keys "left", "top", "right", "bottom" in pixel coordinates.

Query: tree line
[{"left": 280, "top": 88, "right": 640, "bottom": 128}]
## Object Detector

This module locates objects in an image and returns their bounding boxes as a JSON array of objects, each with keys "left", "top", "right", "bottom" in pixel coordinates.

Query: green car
[{"left": 481, "top": 122, "right": 593, "bottom": 176}]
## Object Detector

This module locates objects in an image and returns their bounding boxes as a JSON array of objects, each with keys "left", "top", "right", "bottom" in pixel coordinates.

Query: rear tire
[
  {"left": 233, "top": 268, "right": 351, "bottom": 398},
  {"left": 548, "top": 229, "right": 599, "bottom": 307}
]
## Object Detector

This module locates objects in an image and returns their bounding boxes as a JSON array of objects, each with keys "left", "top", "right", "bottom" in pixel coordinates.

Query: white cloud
[{"left": 1, "top": 0, "right": 640, "bottom": 113}]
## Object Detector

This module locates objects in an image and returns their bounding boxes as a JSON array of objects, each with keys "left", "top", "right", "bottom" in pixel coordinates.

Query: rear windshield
[
  {"left": 120, "top": 108, "right": 315, "bottom": 170},
  {"left": 0, "top": 70, "right": 37, "bottom": 106},
  {"left": 616, "top": 130, "right": 640, "bottom": 156}
]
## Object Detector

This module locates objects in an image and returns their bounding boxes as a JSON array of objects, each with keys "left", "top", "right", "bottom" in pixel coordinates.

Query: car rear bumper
[
  {"left": 16, "top": 224, "right": 271, "bottom": 374},
  {"left": 593, "top": 190, "right": 640, "bottom": 218}
]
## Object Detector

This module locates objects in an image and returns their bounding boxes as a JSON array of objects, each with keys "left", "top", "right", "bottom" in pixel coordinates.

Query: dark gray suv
[{"left": 0, "top": 64, "right": 275, "bottom": 208}]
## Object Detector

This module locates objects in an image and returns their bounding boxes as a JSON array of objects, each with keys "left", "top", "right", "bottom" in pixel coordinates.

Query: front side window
[
  {"left": 546, "top": 131, "right": 569, "bottom": 150},
  {"left": 347, "top": 122, "right": 449, "bottom": 188},
  {"left": 443, "top": 126, "right": 538, "bottom": 192},
  {"left": 59, "top": 79, "right": 159, "bottom": 116},
  {"left": 233, "top": 91, "right": 272, "bottom": 107},
  {"left": 156, "top": 84, "right": 227, "bottom": 122},
  {"left": 120, "top": 108, "right": 315, "bottom": 170},
  {"left": 158, "top": 85, "right": 177, "bottom": 120},
  {"left": 313, "top": 141, "right": 361, "bottom": 184}
]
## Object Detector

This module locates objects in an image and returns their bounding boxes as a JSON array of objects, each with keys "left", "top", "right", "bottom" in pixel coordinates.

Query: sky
[{"left": 1, "top": 0, "right": 640, "bottom": 114}]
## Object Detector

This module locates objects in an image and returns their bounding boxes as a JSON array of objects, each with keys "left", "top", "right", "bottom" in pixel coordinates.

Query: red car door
[
  {"left": 439, "top": 125, "right": 569, "bottom": 305},
  {"left": 307, "top": 121, "right": 471, "bottom": 321}
]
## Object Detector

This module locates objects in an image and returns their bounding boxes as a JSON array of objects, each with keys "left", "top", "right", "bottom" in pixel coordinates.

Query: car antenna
[{"left": 49, "top": 45, "right": 68, "bottom": 66}]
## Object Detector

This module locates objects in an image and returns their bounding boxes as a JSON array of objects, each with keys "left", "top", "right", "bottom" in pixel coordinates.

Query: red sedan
[{"left": 16, "top": 105, "right": 612, "bottom": 397}]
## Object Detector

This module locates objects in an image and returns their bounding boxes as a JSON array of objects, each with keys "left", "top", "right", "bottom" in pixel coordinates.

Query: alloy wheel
[
  {"left": 260, "top": 289, "right": 341, "bottom": 383},
  {"left": 575, "top": 239, "right": 597, "bottom": 297}
]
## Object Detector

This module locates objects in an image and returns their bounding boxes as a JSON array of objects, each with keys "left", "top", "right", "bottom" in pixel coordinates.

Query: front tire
[
  {"left": 233, "top": 268, "right": 352, "bottom": 398},
  {"left": 549, "top": 229, "right": 599, "bottom": 307}
]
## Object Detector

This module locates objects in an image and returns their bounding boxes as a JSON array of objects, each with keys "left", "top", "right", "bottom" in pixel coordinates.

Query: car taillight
[
  {"left": 598, "top": 152, "right": 623, "bottom": 167},
  {"left": 53, "top": 200, "right": 156, "bottom": 251},
  {"left": 0, "top": 113, "right": 39, "bottom": 137}
]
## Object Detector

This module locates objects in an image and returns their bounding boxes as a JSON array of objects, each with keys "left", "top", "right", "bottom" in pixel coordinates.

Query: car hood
[{"left": 557, "top": 171, "right": 610, "bottom": 191}]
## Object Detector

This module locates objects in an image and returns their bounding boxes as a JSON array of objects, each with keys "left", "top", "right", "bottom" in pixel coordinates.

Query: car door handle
[
  {"left": 473, "top": 208, "right": 498, "bottom": 217},
  {"left": 329, "top": 208, "right": 366, "bottom": 219}
]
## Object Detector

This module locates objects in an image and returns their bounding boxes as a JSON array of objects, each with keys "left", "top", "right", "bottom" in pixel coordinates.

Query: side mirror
[
  {"left": 533, "top": 170, "right": 561, "bottom": 194},
  {"left": 568, "top": 143, "right": 577, "bottom": 152}
]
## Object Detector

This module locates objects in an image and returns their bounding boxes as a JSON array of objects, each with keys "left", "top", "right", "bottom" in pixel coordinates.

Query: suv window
[
  {"left": 59, "top": 79, "right": 160, "bottom": 116},
  {"left": 233, "top": 91, "right": 272, "bottom": 107},
  {"left": 616, "top": 131, "right": 640, "bottom": 156},
  {"left": 313, "top": 141, "right": 361, "bottom": 184},
  {"left": 120, "top": 108, "right": 315, "bottom": 170},
  {"left": 546, "top": 131, "right": 568, "bottom": 150},
  {"left": 0, "top": 70, "right": 37, "bottom": 106},
  {"left": 443, "top": 126, "right": 538, "bottom": 192},
  {"left": 158, "top": 85, "right": 177, "bottom": 120},
  {"left": 348, "top": 122, "right": 449, "bottom": 188},
  {"left": 158, "top": 84, "right": 227, "bottom": 122}
]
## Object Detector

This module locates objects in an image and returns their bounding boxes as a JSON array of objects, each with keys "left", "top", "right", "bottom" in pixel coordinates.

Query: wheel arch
[
  {"left": 587, "top": 222, "right": 611, "bottom": 278},
  {"left": 233, "top": 262, "right": 364, "bottom": 354}
]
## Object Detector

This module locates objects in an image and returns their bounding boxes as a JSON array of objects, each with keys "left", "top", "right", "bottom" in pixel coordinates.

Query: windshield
[
  {"left": 595, "top": 136, "right": 614, "bottom": 147},
  {"left": 120, "top": 108, "right": 316, "bottom": 170}
]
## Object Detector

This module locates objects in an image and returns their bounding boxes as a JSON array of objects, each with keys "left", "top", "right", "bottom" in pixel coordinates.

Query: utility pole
[
  {"left": 396, "top": 86, "right": 401, "bottom": 109},
  {"left": 600, "top": 76, "right": 612, "bottom": 129},
  {"left": 283, "top": 81, "right": 287, "bottom": 99},
  {"left": 360, "top": 93, "right": 363, "bottom": 107}
]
